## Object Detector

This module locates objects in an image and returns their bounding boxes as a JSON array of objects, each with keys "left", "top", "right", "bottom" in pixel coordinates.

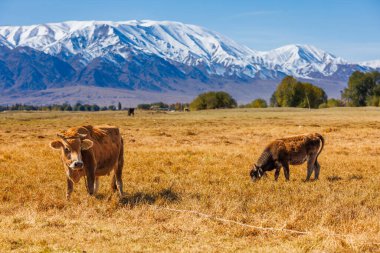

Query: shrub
[
  {"left": 190, "top": 91, "right": 237, "bottom": 110},
  {"left": 241, "top": 98, "right": 268, "bottom": 108},
  {"left": 327, "top": 98, "right": 344, "bottom": 107}
]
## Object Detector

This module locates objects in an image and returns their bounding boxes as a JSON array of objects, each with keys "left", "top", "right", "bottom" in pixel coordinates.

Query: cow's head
[
  {"left": 250, "top": 164, "right": 264, "bottom": 181},
  {"left": 50, "top": 128, "right": 93, "bottom": 170}
]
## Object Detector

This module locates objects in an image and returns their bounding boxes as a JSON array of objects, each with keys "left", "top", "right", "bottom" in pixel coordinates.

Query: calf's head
[
  {"left": 50, "top": 131, "right": 93, "bottom": 170},
  {"left": 250, "top": 164, "right": 264, "bottom": 181}
]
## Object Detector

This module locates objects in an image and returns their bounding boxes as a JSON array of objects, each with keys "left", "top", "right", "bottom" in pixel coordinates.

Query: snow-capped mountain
[
  {"left": 359, "top": 60, "right": 380, "bottom": 69},
  {"left": 1, "top": 20, "right": 372, "bottom": 79},
  {"left": 0, "top": 20, "right": 377, "bottom": 104},
  {"left": 0, "top": 20, "right": 266, "bottom": 78},
  {"left": 259, "top": 44, "right": 346, "bottom": 77}
]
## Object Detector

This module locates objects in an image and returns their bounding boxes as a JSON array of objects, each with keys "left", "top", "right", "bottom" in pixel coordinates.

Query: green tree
[
  {"left": 190, "top": 91, "right": 237, "bottom": 110},
  {"left": 108, "top": 105, "right": 116, "bottom": 111},
  {"left": 366, "top": 96, "right": 380, "bottom": 106},
  {"left": 342, "top": 71, "right": 380, "bottom": 106},
  {"left": 91, "top": 104, "right": 100, "bottom": 111},
  {"left": 64, "top": 104, "right": 73, "bottom": 111},
  {"left": 271, "top": 76, "right": 327, "bottom": 108},
  {"left": 137, "top": 104, "right": 151, "bottom": 110}
]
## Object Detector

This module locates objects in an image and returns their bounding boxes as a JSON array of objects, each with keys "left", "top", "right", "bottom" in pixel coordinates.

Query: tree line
[
  {"left": 0, "top": 102, "right": 125, "bottom": 112},
  {"left": 1, "top": 71, "right": 378, "bottom": 112},
  {"left": 189, "top": 70, "right": 379, "bottom": 110},
  {"left": 137, "top": 102, "right": 189, "bottom": 111}
]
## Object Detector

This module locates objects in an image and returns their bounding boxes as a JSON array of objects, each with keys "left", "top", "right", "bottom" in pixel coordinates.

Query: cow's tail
[{"left": 315, "top": 133, "right": 324, "bottom": 161}]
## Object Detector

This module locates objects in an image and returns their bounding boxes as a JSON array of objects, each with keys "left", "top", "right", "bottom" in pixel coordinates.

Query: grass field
[{"left": 0, "top": 108, "right": 379, "bottom": 252}]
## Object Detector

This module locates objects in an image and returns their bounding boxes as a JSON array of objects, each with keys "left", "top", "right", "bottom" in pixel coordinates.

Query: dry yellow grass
[{"left": 0, "top": 107, "right": 379, "bottom": 252}]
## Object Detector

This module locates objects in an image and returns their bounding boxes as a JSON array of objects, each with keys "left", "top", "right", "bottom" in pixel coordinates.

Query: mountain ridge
[{"left": 0, "top": 20, "right": 378, "bottom": 104}]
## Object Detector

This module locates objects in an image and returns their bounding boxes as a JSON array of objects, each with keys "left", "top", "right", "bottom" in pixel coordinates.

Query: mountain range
[{"left": 0, "top": 20, "right": 378, "bottom": 105}]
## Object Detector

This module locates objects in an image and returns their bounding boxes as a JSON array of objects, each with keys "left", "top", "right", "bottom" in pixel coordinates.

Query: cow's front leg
[
  {"left": 86, "top": 168, "right": 95, "bottom": 196},
  {"left": 282, "top": 162, "right": 290, "bottom": 181},
  {"left": 66, "top": 178, "right": 73, "bottom": 199},
  {"left": 94, "top": 177, "right": 100, "bottom": 194}
]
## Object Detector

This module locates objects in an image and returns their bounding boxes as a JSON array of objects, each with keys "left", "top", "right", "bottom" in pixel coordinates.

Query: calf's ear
[
  {"left": 81, "top": 139, "right": 93, "bottom": 150},
  {"left": 50, "top": 140, "right": 63, "bottom": 150}
]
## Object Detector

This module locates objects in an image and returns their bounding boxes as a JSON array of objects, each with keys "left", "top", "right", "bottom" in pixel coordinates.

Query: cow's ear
[
  {"left": 81, "top": 139, "right": 93, "bottom": 150},
  {"left": 50, "top": 140, "right": 63, "bottom": 150},
  {"left": 77, "top": 127, "right": 88, "bottom": 137}
]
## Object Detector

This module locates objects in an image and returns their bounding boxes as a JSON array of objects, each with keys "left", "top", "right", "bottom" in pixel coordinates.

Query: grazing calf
[
  {"left": 50, "top": 125, "right": 124, "bottom": 199},
  {"left": 250, "top": 133, "right": 324, "bottom": 181}
]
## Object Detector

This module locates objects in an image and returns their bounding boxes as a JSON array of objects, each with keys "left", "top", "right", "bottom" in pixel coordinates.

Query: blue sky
[{"left": 0, "top": 0, "right": 379, "bottom": 62}]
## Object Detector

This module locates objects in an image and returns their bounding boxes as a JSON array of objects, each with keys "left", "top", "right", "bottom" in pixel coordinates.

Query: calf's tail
[{"left": 315, "top": 133, "right": 324, "bottom": 161}]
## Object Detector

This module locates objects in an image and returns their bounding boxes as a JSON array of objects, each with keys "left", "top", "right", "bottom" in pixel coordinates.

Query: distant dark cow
[
  {"left": 128, "top": 108, "right": 135, "bottom": 116},
  {"left": 250, "top": 133, "right": 324, "bottom": 181},
  {"left": 50, "top": 125, "right": 124, "bottom": 199}
]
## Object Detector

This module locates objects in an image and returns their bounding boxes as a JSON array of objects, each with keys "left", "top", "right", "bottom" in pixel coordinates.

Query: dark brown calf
[
  {"left": 50, "top": 125, "right": 124, "bottom": 199},
  {"left": 250, "top": 133, "right": 324, "bottom": 181}
]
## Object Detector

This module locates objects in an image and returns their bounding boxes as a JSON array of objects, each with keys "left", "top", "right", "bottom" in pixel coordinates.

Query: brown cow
[
  {"left": 50, "top": 125, "right": 124, "bottom": 199},
  {"left": 250, "top": 133, "right": 324, "bottom": 181}
]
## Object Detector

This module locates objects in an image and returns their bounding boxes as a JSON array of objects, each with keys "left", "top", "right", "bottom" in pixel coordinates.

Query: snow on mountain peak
[
  {"left": 359, "top": 60, "right": 380, "bottom": 69},
  {"left": 257, "top": 44, "right": 347, "bottom": 78},
  {"left": 0, "top": 20, "right": 370, "bottom": 80}
]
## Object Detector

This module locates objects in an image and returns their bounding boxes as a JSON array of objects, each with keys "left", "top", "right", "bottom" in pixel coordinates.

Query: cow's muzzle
[{"left": 70, "top": 161, "right": 84, "bottom": 169}]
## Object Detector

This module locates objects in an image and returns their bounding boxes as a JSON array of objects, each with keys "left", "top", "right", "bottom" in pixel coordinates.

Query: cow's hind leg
[
  {"left": 107, "top": 174, "right": 118, "bottom": 201},
  {"left": 111, "top": 174, "right": 117, "bottom": 192},
  {"left": 115, "top": 163, "right": 124, "bottom": 197},
  {"left": 115, "top": 144, "right": 124, "bottom": 197},
  {"left": 306, "top": 154, "right": 317, "bottom": 181}
]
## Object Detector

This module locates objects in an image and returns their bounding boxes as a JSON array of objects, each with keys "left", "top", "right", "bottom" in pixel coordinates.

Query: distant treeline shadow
[{"left": 119, "top": 187, "right": 180, "bottom": 207}]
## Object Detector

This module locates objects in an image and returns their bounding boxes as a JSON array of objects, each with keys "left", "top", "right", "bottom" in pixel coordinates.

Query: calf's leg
[
  {"left": 274, "top": 168, "right": 280, "bottom": 181},
  {"left": 314, "top": 160, "right": 321, "bottom": 180},
  {"left": 274, "top": 161, "right": 282, "bottom": 181},
  {"left": 282, "top": 162, "right": 290, "bottom": 181},
  {"left": 306, "top": 154, "right": 317, "bottom": 181}
]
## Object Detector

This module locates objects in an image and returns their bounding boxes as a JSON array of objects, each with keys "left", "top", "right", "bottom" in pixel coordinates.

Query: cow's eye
[{"left": 64, "top": 147, "right": 70, "bottom": 153}]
